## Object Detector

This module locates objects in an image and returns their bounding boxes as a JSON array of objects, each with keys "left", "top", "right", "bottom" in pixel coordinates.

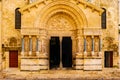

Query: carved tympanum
[{"left": 47, "top": 13, "right": 75, "bottom": 30}]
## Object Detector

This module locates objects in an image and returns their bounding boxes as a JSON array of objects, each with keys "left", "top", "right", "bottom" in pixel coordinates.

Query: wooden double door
[
  {"left": 9, "top": 50, "right": 18, "bottom": 68},
  {"left": 50, "top": 37, "right": 72, "bottom": 69}
]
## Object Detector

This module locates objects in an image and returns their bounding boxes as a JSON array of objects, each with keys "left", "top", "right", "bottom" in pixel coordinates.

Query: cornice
[{"left": 19, "top": 0, "right": 104, "bottom": 15}]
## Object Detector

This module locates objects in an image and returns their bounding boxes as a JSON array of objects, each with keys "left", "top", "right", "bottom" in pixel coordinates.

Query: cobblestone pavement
[{"left": 1, "top": 69, "right": 120, "bottom": 80}]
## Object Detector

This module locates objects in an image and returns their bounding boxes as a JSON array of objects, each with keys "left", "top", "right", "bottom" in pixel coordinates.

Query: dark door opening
[
  {"left": 62, "top": 37, "right": 72, "bottom": 68},
  {"left": 50, "top": 37, "right": 60, "bottom": 69},
  {"left": 9, "top": 50, "right": 18, "bottom": 68},
  {"left": 104, "top": 51, "right": 113, "bottom": 67}
]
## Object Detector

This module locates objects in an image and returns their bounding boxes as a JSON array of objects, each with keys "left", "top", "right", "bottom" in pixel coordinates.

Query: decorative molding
[
  {"left": 83, "top": 28, "right": 102, "bottom": 35},
  {"left": 19, "top": 0, "right": 103, "bottom": 15},
  {"left": 21, "top": 28, "right": 39, "bottom": 35}
]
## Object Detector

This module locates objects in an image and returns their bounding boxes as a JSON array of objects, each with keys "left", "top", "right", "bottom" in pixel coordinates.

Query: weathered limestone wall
[
  {"left": 84, "top": 58, "right": 102, "bottom": 70},
  {"left": 21, "top": 57, "right": 48, "bottom": 71},
  {"left": 2, "top": 0, "right": 27, "bottom": 46},
  {"left": 0, "top": 1, "right": 2, "bottom": 71},
  {"left": 91, "top": 0, "right": 119, "bottom": 68},
  {"left": 119, "top": 0, "right": 120, "bottom": 25},
  {"left": 1, "top": 0, "right": 28, "bottom": 70}
]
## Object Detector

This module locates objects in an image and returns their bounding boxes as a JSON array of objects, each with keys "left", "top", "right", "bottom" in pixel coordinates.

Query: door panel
[
  {"left": 62, "top": 37, "right": 72, "bottom": 68},
  {"left": 50, "top": 37, "right": 60, "bottom": 69},
  {"left": 9, "top": 51, "right": 18, "bottom": 67},
  {"left": 104, "top": 51, "right": 113, "bottom": 67}
]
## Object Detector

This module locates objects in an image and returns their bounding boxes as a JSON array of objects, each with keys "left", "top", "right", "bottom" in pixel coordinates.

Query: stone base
[
  {"left": 84, "top": 58, "right": 102, "bottom": 71},
  {"left": 21, "top": 56, "right": 48, "bottom": 71},
  {"left": 73, "top": 55, "right": 83, "bottom": 70}
]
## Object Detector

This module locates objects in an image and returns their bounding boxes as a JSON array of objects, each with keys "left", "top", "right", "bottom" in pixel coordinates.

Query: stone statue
[
  {"left": 87, "top": 37, "right": 92, "bottom": 52},
  {"left": 94, "top": 37, "right": 99, "bottom": 52},
  {"left": 41, "top": 39, "right": 47, "bottom": 54}
]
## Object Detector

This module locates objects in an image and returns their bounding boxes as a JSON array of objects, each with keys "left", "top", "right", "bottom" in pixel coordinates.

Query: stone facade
[{"left": 0, "top": 0, "right": 119, "bottom": 71}]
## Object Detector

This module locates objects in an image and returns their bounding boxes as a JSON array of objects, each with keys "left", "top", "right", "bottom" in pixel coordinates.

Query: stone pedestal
[
  {"left": 21, "top": 55, "right": 48, "bottom": 71},
  {"left": 84, "top": 57, "right": 102, "bottom": 71},
  {"left": 73, "top": 54, "right": 84, "bottom": 70}
]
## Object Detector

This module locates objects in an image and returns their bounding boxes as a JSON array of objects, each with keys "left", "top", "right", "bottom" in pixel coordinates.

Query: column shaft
[
  {"left": 21, "top": 36, "right": 24, "bottom": 56},
  {"left": 84, "top": 37, "right": 86, "bottom": 52},
  {"left": 99, "top": 36, "right": 102, "bottom": 56},
  {"left": 29, "top": 36, "right": 32, "bottom": 56},
  {"left": 22, "top": 38, "right": 24, "bottom": 52},
  {"left": 84, "top": 36, "right": 87, "bottom": 56},
  {"left": 36, "top": 38, "right": 38, "bottom": 51},
  {"left": 36, "top": 37, "right": 39, "bottom": 56},
  {"left": 92, "top": 36, "right": 94, "bottom": 56},
  {"left": 99, "top": 37, "right": 102, "bottom": 52}
]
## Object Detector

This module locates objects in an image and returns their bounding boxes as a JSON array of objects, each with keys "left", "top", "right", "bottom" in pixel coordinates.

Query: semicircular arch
[{"left": 34, "top": 1, "right": 88, "bottom": 29}]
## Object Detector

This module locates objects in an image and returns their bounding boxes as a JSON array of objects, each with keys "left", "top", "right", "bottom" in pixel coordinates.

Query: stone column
[
  {"left": 21, "top": 36, "right": 24, "bottom": 56},
  {"left": 92, "top": 36, "right": 94, "bottom": 56},
  {"left": 84, "top": 36, "right": 87, "bottom": 56},
  {"left": 36, "top": 36, "right": 39, "bottom": 56},
  {"left": 29, "top": 36, "right": 32, "bottom": 56},
  {"left": 77, "top": 36, "right": 83, "bottom": 55},
  {"left": 39, "top": 38, "right": 42, "bottom": 53},
  {"left": 99, "top": 36, "right": 102, "bottom": 56}
]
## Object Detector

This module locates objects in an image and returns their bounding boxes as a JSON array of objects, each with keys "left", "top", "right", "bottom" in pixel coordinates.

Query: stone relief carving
[
  {"left": 94, "top": 36, "right": 99, "bottom": 52},
  {"left": 32, "top": 36, "right": 36, "bottom": 52},
  {"left": 24, "top": 36, "right": 29, "bottom": 55},
  {"left": 77, "top": 37, "right": 84, "bottom": 53},
  {"left": 47, "top": 14, "right": 74, "bottom": 30},
  {"left": 86, "top": 36, "right": 92, "bottom": 52},
  {"left": 41, "top": 39, "right": 47, "bottom": 54}
]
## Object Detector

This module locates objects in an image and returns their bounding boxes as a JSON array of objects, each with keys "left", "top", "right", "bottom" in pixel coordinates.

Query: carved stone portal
[{"left": 47, "top": 12, "right": 75, "bottom": 30}]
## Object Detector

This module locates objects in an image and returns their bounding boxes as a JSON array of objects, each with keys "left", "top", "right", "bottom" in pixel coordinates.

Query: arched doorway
[
  {"left": 35, "top": 1, "right": 87, "bottom": 70},
  {"left": 47, "top": 12, "right": 75, "bottom": 69}
]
